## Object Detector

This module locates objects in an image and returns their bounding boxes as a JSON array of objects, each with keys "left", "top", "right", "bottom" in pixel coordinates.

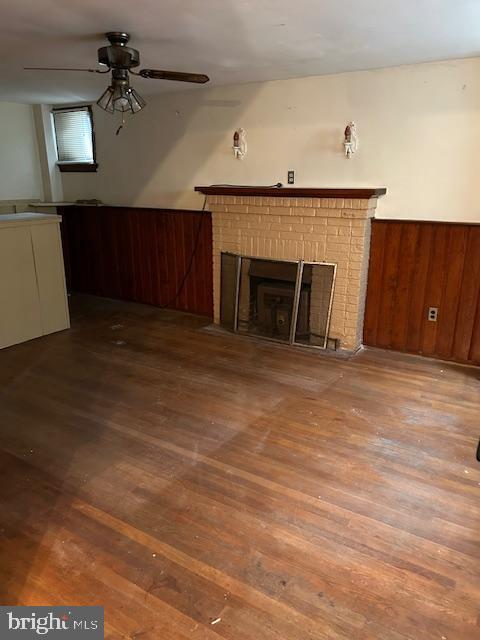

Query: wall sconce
[
  {"left": 233, "top": 128, "right": 247, "bottom": 159},
  {"left": 343, "top": 122, "right": 358, "bottom": 158}
]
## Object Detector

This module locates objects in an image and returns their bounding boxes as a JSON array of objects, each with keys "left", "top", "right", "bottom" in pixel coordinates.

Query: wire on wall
[
  {"left": 160, "top": 195, "right": 208, "bottom": 309},
  {"left": 160, "top": 184, "right": 283, "bottom": 310}
]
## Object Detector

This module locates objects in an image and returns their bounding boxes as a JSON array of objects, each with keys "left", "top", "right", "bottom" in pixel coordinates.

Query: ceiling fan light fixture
[
  {"left": 97, "top": 83, "right": 146, "bottom": 114},
  {"left": 128, "top": 87, "right": 146, "bottom": 113},
  {"left": 112, "top": 83, "right": 132, "bottom": 112},
  {"left": 96, "top": 85, "right": 115, "bottom": 113}
]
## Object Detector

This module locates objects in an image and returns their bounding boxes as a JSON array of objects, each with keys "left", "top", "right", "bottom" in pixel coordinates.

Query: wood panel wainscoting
[
  {"left": 364, "top": 220, "right": 480, "bottom": 364},
  {"left": 59, "top": 206, "right": 213, "bottom": 317}
]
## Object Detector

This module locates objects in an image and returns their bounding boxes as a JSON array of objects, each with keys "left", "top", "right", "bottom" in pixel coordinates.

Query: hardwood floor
[{"left": 0, "top": 294, "right": 479, "bottom": 639}]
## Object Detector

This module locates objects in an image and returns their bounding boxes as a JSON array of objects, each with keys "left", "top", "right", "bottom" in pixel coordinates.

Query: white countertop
[
  {"left": 28, "top": 202, "right": 75, "bottom": 207},
  {"left": 0, "top": 212, "right": 62, "bottom": 227}
]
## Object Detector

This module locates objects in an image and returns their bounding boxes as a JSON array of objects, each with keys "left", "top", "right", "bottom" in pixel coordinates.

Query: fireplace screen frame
[{"left": 221, "top": 253, "right": 337, "bottom": 350}]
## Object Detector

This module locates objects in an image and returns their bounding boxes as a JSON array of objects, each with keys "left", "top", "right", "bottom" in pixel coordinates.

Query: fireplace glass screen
[
  {"left": 220, "top": 252, "right": 239, "bottom": 330},
  {"left": 294, "top": 263, "right": 336, "bottom": 347},
  {"left": 220, "top": 254, "right": 336, "bottom": 349}
]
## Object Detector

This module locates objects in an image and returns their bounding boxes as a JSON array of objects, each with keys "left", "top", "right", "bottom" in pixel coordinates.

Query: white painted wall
[
  {"left": 32, "top": 105, "right": 63, "bottom": 203},
  {"left": 61, "top": 57, "right": 480, "bottom": 221},
  {"left": 0, "top": 102, "right": 43, "bottom": 201}
]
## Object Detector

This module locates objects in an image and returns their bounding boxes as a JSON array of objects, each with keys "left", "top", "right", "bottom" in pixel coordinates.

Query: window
[{"left": 52, "top": 106, "right": 97, "bottom": 172}]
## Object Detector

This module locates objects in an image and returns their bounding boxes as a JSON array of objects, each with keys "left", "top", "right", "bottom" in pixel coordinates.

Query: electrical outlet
[
  {"left": 287, "top": 170, "right": 295, "bottom": 184},
  {"left": 428, "top": 307, "right": 438, "bottom": 322}
]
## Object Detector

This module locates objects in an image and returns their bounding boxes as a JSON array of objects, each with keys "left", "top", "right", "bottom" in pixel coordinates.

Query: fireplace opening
[
  {"left": 220, "top": 253, "right": 336, "bottom": 349},
  {"left": 238, "top": 258, "right": 297, "bottom": 342}
]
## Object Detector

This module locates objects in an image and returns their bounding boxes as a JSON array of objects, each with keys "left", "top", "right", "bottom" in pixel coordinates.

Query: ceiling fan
[{"left": 25, "top": 32, "right": 210, "bottom": 115}]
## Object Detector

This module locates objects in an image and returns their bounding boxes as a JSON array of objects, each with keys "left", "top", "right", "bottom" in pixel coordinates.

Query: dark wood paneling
[
  {"left": 362, "top": 222, "right": 386, "bottom": 346},
  {"left": 364, "top": 220, "right": 480, "bottom": 364},
  {"left": 60, "top": 206, "right": 213, "bottom": 317}
]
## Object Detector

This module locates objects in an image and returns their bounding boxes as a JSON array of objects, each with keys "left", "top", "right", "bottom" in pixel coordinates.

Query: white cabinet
[{"left": 0, "top": 212, "right": 70, "bottom": 349}]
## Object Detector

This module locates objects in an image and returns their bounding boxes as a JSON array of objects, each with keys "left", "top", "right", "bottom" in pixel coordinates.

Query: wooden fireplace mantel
[{"left": 195, "top": 186, "right": 387, "bottom": 199}]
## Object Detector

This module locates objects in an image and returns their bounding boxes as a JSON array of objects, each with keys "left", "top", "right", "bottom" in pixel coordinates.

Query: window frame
[{"left": 52, "top": 105, "right": 98, "bottom": 173}]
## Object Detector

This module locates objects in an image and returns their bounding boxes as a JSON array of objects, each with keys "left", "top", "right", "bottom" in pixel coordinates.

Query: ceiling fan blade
[
  {"left": 138, "top": 69, "right": 209, "bottom": 83},
  {"left": 24, "top": 67, "right": 108, "bottom": 73}
]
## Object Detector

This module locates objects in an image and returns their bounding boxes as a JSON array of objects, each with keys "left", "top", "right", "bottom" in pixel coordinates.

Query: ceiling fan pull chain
[{"left": 115, "top": 111, "right": 125, "bottom": 136}]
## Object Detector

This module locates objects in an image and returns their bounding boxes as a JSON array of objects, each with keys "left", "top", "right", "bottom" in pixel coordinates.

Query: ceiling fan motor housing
[{"left": 98, "top": 32, "right": 140, "bottom": 69}]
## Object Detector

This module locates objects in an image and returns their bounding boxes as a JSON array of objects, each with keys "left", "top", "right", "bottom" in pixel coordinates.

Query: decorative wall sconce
[
  {"left": 233, "top": 128, "right": 247, "bottom": 159},
  {"left": 343, "top": 122, "right": 358, "bottom": 158}
]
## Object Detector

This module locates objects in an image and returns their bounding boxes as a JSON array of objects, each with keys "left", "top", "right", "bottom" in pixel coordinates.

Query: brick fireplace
[{"left": 195, "top": 187, "right": 386, "bottom": 352}]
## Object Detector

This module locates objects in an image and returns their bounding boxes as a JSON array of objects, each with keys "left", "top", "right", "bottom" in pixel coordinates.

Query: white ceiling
[{"left": 1, "top": 0, "right": 480, "bottom": 103}]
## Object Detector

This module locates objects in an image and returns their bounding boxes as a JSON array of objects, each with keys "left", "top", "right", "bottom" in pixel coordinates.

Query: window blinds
[{"left": 53, "top": 107, "right": 94, "bottom": 164}]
